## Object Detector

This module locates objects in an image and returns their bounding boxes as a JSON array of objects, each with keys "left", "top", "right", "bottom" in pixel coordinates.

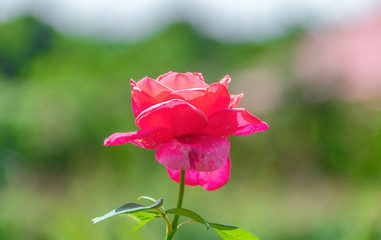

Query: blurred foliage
[{"left": 0, "top": 16, "right": 380, "bottom": 240}]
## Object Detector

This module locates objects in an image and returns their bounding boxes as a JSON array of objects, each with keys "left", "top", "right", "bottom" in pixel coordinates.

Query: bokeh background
[{"left": 1, "top": 0, "right": 381, "bottom": 239}]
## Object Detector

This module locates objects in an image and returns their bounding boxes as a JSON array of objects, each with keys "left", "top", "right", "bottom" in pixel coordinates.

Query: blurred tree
[{"left": 0, "top": 16, "right": 54, "bottom": 78}]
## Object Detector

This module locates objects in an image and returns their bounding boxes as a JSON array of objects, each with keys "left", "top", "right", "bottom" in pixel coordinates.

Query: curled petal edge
[
  {"left": 233, "top": 122, "right": 269, "bottom": 135},
  {"left": 104, "top": 128, "right": 174, "bottom": 149},
  {"left": 202, "top": 108, "right": 268, "bottom": 138}
]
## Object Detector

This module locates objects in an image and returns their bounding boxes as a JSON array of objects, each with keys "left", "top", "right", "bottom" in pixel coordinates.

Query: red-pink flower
[{"left": 105, "top": 72, "right": 268, "bottom": 190}]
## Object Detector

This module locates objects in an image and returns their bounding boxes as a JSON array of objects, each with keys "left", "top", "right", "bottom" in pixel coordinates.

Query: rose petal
[
  {"left": 136, "top": 77, "right": 172, "bottom": 101},
  {"left": 155, "top": 136, "right": 230, "bottom": 171},
  {"left": 131, "top": 94, "right": 139, "bottom": 117},
  {"left": 136, "top": 99, "right": 208, "bottom": 136},
  {"left": 202, "top": 108, "right": 268, "bottom": 138},
  {"left": 104, "top": 128, "right": 174, "bottom": 149},
  {"left": 219, "top": 75, "right": 231, "bottom": 88},
  {"left": 157, "top": 71, "right": 174, "bottom": 81},
  {"left": 233, "top": 109, "right": 269, "bottom": 135},
  {"left": 130, "top": 78, "right": 173, "bottom": 116},
  {"left": 166, "top": 157, "right": 231, "bottom": 191},
  {"left": 131, "top": 87, "right": 158, "bottom": 117},
  {"left": 233, "top": 123, "right": 269, "bottom": 135},
  {"left": 187, "top": 72, "right": 205, "bottom": 82},
  {"left": 229, "top": 93, "right": 243, "bottom": 108},
  {"left": 198, "top": 157, "right": 231, "bottom": 191},
  {"left": 198, "top": 83, "right": 230, "bottom": 116},
  {"left": 165, "top": 83, "right": 230, "bottom": 116},
  {"left": 158, "top": 72, "right": 209, "bottom": 90},
  {"left": 165, "top": 88, "right": 207, "bottom": 102}
]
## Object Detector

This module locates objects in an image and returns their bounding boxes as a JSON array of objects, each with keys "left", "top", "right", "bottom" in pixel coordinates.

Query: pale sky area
[{"left": 0, "top": 0, "right": 380, "bottom": 41}]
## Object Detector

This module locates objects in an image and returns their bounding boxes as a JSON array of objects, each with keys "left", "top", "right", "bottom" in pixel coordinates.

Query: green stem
[
  {"left": 172, "top": 170, "right": 185, "bottom": 229},
  {"left": 165, "top": 170, "right": 186, "bottom": 240}
]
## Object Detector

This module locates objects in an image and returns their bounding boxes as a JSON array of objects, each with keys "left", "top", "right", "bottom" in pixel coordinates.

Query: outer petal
[
  {"left": 228, "top": 93, "right": 243, "bottom": 108},
  {"left": 155, "top": 136, "right": 230, "bottom": 171},
  {"left": 202, "top": 108, "right": 269, "bottom": 138},
  {"left": 233, "top": 109, "right": 269, "bottom": 135},
  {"left": 157, "top": 72, "right": 209, "bottom": 90},
  {"left": 198, "top": 157, "right": 231, "bottom": 191},
  {"left": 219, "top": 75, "right": 231, "bottom": 89},
  {"left": 165, "top": 83, "right": 230, "bottom": 116},
  {"left": 131, "top": 79, "right": 140, "bottom": 117},
  {"left": 166, "top": 157, "right": 231, "bottom": 191},
  {"left": 104, "top": 128, "right": 174, "bottom": 149},
  {"left": 131, "top": 78, "right": 173, "bottom": 116},
  {"left": 131, "top": 87, "right": 158, "bottom": 117},
  {"left": 136, "top": 99, "right": 208, "bottom": 136}
]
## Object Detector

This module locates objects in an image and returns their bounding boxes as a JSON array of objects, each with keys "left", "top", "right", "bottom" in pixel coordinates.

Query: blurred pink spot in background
[
  {"left": 295, "top": 7, "right": 381, "bottom": 102},
  {"left": 231, "top": 68, "right": 286, "bottom": 113}
]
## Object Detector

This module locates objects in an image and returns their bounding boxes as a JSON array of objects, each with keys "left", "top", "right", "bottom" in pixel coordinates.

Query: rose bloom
[{"left": 105, "top": 72, "right": 268, "bottom": 190}]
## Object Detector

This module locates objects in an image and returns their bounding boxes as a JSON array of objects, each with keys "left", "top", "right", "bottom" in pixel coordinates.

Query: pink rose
[{"left": 104, "top": 72, "right": 268, "bottom": 190}]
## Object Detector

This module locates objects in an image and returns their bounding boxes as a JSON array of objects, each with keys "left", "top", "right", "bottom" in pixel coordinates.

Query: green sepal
[
  {"left": 209, "top": 223, "right": 260, "bottom": 240},
  {"left": 91, "top": 198, "right": 163, "bottom": 224},
  {"left": 128, "top": 211, "right": 161, "bottom": 230},
  {"left": 166, "top": 208, "right": 210, "bottom": 229}
]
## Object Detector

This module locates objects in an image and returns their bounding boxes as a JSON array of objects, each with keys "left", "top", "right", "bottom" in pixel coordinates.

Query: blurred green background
[{"left": 1, "top": 9, "right": 381, "bottom": 240}]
